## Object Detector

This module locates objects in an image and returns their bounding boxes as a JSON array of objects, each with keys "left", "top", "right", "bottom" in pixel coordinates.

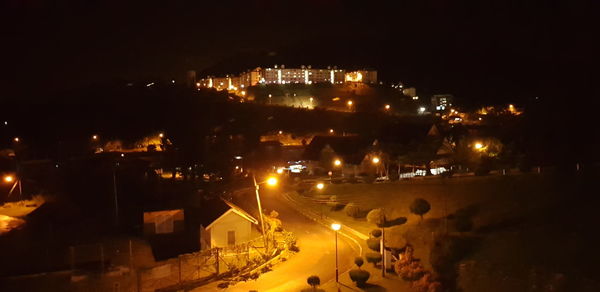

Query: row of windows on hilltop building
[{"left": 194, "top": 66, "right": 378, "bottom": 91}]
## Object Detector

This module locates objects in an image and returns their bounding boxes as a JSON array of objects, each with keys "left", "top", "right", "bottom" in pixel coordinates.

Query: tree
[
  {"left": 344, "top": 202, "right": 362, "bottom": 218},
  {"left": 349, "top": 269, "right": 370, "bottom": 287},
  {"left": 307, "top": 275, "right": 320, "bottom": 290},
  {"left": 354, "top": 257, "right": 364, "bottom": 268},
  {"left": 410, "top": 198, "right": 431, "bottom": 222},
  {"left": 365, "top": 252, "right": 382, "bottom": 266}
]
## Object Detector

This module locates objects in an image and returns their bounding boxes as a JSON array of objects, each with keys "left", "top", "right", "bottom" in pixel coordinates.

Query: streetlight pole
[
  {"left": 331, "top": 223, "right": 341, "bottom": 283},
  {"left": 253, "top": 174, "right": 268, "bottom": 252},
  {"left": 335, "top": 229, "right": 339, "bottom": 282}
]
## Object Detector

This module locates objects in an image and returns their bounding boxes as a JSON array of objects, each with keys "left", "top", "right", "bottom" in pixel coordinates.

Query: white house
[{"left": 199, "top": 199, "right": 259, "bottom": 250}]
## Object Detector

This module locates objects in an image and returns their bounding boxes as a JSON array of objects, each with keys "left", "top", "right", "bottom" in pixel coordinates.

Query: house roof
[
  {"left": 198, "top": 198, "right": 258, "bottom": 229},
  {"left": 303, "top": 135, "right": 372, "bottom": 164}
]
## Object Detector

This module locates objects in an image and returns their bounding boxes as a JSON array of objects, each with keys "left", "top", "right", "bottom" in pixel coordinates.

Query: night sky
[{"left": 2, "top": 1, "right": 596, "bottom": 105}]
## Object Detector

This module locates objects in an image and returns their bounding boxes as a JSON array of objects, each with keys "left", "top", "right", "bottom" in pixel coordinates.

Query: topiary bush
[
  {"left": 365, "top": 252, "right": 382, "bottom": 266},
  {"left": 367, "top": 238, "right": 381, "bottom": 252},
  {"left": 370, "top": 229, "right": 382, "bottom": 238},
  {"left": 307, "top": 275, "right": 320, "bottom": 289},
  {"left": 410, "top": 198, "right": 431, "bottom": 222},
  {"left": 349, "top": 269, "right": 370, "bottom": 287},
  {"left": 354, "top": 257, "right": 364, "bottom": 268},
  {"left": 366, "top": 208, "right": 385, "bottom": 227},
  {"left": 344, "top": 202, "right": 362, "bottom": 218}
]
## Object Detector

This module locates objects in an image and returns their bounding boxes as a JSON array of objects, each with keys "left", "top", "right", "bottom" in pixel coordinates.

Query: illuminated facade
[
  {"left": 196, "top": 66, "right": 377, "bottom": 91},
  {"left": 431, "top": 94, "right": 454, "bottom": 111}
]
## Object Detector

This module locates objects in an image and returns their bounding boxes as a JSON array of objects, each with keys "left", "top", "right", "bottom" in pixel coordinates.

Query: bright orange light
[
  {"left": 276, "top": 168, "right": 284, "bottom": 174},
  {"left": 13, "top": 137, "right": 19, "bottom": 142},
  {"left": 474, "top": 143, "right": 484, "bottom": 150},
  {"left": 92, "top": 135, "right": 98, "bottom": 140},
  {"left": 266, "top": 176, "right": 278, "bottom": 186},
  {"left": 316, "top": 183, "right": 324, "bottom": 190},
  {"left": 331, "top": 223, "right": 341, "bottom": 231},
  {"left": 384, "top": 104, "right": 390, "bottom": 110},
  {"left": 372, "top": 157, "right": 380, "bottom": 164},
  {"left": 344, "top": 72, "right": 363, "bottom": 82},
  {"left": 332, "top": 97, "right": 340, "bottom": 101},
  {"left": 3, "top": 175, "right": 14, "bottom": 183},
  {"left": 334, "top": 159, "right": 342, "bottom": 166},
  {"left": 159, "top": 133, "right": 164, "bottom": 138},
  {"left": 278, "top": 130, "right": 283, "bottom": 135},
  {"left": 329, "top": 129, "right": 334, "bottom": 134},
  {"left": 347, "top": 100, "right": 353, "bottom": 106}
]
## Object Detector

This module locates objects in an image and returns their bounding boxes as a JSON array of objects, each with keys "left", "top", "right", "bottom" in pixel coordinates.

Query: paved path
[{"left": 194, "top": 193, "right": 360, "bottom": 292}]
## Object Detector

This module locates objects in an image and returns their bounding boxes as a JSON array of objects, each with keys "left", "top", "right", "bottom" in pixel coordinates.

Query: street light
[
  {"left": 316, "top": 182, "right": 324, "bottom": 190},
  {"left": 3, "top": 175, "right": 14, "bottom": 183},
  {"left": 159, "top": 133, "right": 164, "bottom": 138},
  {"left": 372, "top": 157, "right": 380, "bottom": 164},
  {"left": 253, "top": 174, "right": 278, "bottom": 251},
  {"left": 384, "top": 104, "right": 391, "bottom": 110},
  {"left": 331, "top": 223, "right": 341, "bottom": 283},
  {"left": 13, "top": 137, "right": 19, "bottom": 143},
  {"left": 92, "top": 135, "right": 98, "bottom": 140},
  {"left": 333, "top": 159, "right": 342, "bottom": 167}
]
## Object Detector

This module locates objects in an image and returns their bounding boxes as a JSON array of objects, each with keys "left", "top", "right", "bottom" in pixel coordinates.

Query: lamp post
[
  {"left": 331, "top": 223, "right": 341, "bottom": 283},
  {"left": 253, "top": 174, "right": 278, "bottom": 252}
]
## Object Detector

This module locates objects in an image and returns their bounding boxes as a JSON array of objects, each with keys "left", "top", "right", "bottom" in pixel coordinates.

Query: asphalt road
[{"left": 196, "top": 193, "right": 359, "bottom": 292}]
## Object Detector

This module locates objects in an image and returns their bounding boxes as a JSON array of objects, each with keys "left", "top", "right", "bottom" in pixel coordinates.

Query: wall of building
[{"left": 208, "top": 211, "right": 254, "bottom": 248}]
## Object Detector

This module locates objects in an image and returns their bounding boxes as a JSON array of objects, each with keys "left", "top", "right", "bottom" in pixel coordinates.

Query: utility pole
[{"left": 253, "top": 174, "right": 268, "bottom": 252}]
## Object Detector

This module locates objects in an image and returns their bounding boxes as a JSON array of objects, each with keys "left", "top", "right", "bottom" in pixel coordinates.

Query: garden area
[{"left": 289, "top": 169, "right": 600, "bottom": 291}]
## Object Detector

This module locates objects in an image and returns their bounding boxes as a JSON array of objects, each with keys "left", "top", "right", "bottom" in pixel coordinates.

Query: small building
[
  {"left": 143, "top": 209, "right": 185, "bottom": 235},
  {"left": 199, "top": 199, "right": 259, "bottom": 250}
]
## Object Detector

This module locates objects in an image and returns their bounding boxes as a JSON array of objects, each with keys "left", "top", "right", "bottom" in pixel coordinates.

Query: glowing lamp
[
  {"left": 331, "top": 223, "right": 341, "bottom": 231},
  {"left": 372, "top": 157, "right": 380, "bottom": 164},
  {"left": 316, "top": 183, "right": 324, "bottom": 190},
  {"left": 266, "top": 177, "right": 278, "bottom": 186},
  {"left": 334, "top": 159, "right": 342, "bottom": 166},
  {"left": 3, "top": 175, "right": 14, "bottom": 183}
]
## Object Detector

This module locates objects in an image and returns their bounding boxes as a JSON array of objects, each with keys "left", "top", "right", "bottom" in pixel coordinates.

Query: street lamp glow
[
  {"left": 92, "top": 135, "right": 98, "bottom": 140},
  {"left": 331, "top": 223, "right": 341, "bottom": 231},
  {"left": 384, "top": 104, "right": 390, "bottom": 110},
  {"left": 13, "top": 137, "right": 20, "bottom": 142},
  {"left": 3, "top": 175, "right": 14, "bottom": 183},
  {"left": 474, "top": 143, "right": 484, "bottom": 150},
  {"left": 276, "top": 168, "right": 284, "bottom": 174},
  {"left": 347, "top": 100, "right": 353, "bottom": 106},
  {"left": 372, "top": 157, "right": 380, "bottom": 164},
  {"left": 266, "top": 176, "right": 278, "bottom": 186},
  {"left": 159, "top": 133, "right": 164, "bottom": 138},
  {"left": 333, "top": 159, "right": 342, "bottom": 166},
  {"left": 316, "top": 183, "right": 324, "bottom": 190}
]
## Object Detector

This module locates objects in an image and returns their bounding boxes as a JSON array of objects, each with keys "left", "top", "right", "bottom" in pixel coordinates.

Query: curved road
[{"left": 196, "top": 193, "right": 359, "bottom": 292}]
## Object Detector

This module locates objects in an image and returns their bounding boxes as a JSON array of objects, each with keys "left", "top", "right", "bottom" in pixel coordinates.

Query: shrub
[
  {"left": 354, "top": 257, "right": 364, "bottom": 268},
  {"left": 366, "top": 238, "right": 381, "bottom": 252},
  {"left": 370, "top": 229, "right": 382, "bottom": 238},
  {"left": 410, "top": 198, "right": 431, "bottom": 221},
  {"left": 349, "top": 269, "right": 370, "bottom": 287},
  {"left": 398, "top": 261, "right": 426, "bottom": 281},
  {"left": 217, "top": 282, "right": 230, "bottom": 288},
  {"left": 327, "top": 195, "right": 345, "bottom": 211},
  {"left": 365, "top": 252, "right": 382, "bottom": 266},
  {"left": 344, "top": 202, "right": 361, "bottom": 218},
  {"left": 307, "top": 275, "right": 320, "bottom": 289},
  {"left": 366, "top": 208, "right": 385, "bottom": 227}
]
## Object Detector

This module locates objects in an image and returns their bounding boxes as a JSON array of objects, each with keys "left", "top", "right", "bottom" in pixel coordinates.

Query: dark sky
[{"left": 2, "top": 0, "right": 596, "bottom": 105}]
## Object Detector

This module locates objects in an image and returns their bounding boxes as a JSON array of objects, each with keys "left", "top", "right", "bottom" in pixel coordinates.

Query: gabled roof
[
  {"left": 303, "top": 135, "right": 372, "bottom": 164},
  {"left": 200, "top": 198, "right": 258, "bottom": 230}
]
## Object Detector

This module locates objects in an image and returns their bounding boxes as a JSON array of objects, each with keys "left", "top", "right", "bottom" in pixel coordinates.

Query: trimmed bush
[
  {"left": 349, "top": 269, "right": 370, "bottom": 287},
  {"left": 370, "top": 229, "right": 382, "bottom": 238},
  {"left": 354, "top": 257, "right": 364, "bottom": 268},
  {"left": 366, "top": 208, "right": 385, "bottom": 227},
  {"left": 307, "top": 275, "right": 320, "bottom": 289},
  {"left": 365, "top": 252, "right": 382, "bottom": 266},
  {"left": 367, "top": 238, "right": 381, "bottom": 252},
  {"left": 344, "top": 202, "right": 361, "bottom": 218},
  {"left": 410, "top": 198, "right": 431, "bottom": 221}
]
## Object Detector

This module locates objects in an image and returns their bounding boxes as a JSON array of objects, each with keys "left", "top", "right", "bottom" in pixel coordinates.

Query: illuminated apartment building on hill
[{"left": 196, "top": 66, "right": 377, "bottom": 91}]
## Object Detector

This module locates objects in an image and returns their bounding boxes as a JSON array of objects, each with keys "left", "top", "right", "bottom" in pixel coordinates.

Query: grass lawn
[{"left": 290, "top": 170, "right": 600, "bottom": 291}]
